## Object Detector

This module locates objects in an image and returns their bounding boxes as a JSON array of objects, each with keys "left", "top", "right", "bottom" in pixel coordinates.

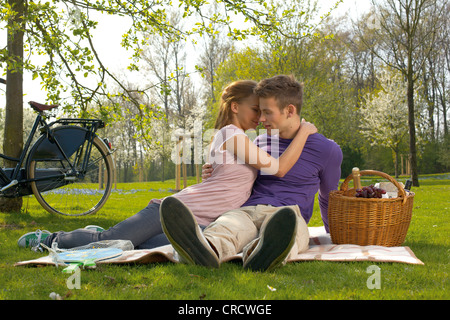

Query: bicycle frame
[
  {"left": 50, "top": 117, "right": 105, "bottom": 178},
  {"left": 0, "top": 112, "right": 105, "bottom": 198},
  {"left": 0, "top": 112, "right": 44, "bottom": 194}
]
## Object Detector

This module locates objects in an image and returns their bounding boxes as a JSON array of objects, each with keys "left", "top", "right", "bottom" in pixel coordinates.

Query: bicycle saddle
[{"left": 29, "top": 101, "right": 59, "bottom": 112}]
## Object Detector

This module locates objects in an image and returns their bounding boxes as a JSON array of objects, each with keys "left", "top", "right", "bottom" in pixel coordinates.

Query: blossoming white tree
[{"left": 359, "top": 68, "right": 410, "bottom": 177}]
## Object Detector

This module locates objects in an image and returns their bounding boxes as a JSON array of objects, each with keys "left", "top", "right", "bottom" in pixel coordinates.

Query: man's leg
[
  {"left": 242, "top": 207, "right": 297, "bottom": 272},
  {"left": 286, "top": 205, "right": 309, "bottom": 259},
  {"left": 160, "top": 196, "right": 220, "bottom": 268},
  {"left": 241, "top": 205, "right": 309, "bottom": 272},
  {"left": 203, "top": 206, "right": 259, "bottom": 262}
]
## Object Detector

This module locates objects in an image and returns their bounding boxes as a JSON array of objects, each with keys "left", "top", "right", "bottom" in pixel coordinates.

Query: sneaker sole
[
  {"left": 84, "top": 225, "right": 105, "bottom": 232},
  {"left": 160, "top": 197, "right": 219, "bottom": 268},
  {"left": 243, "top": 208, "right": 297, "bottom": 272}
]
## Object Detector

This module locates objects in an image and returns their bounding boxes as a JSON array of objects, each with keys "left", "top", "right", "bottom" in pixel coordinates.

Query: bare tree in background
[{"left": 360, "top": 0, "right": 446, "bottom": 186}]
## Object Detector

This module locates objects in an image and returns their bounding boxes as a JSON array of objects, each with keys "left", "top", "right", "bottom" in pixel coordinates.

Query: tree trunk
[
  {"left": 393, "top": 148, "right": 399, "bottom": 179},
  {"left": 407, "top": 71, "right": 420, "bottom": 187},
  {"left": 0, "top": 0, "right": 25, "bottom": 212}
]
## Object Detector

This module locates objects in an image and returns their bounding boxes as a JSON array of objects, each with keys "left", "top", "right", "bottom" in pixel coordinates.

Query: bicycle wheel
[{"left": 28, "top": 132, "right": 113, "bottom": 216}]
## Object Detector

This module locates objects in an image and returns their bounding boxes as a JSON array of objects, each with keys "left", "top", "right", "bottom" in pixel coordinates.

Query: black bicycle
[{"left": 0, "top": 79, "right": 114, "bottom": 216}]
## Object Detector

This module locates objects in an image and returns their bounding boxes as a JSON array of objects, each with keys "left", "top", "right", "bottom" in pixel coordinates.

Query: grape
[{"left": 355, "top": 184, "right": 386, "bottom": 198}]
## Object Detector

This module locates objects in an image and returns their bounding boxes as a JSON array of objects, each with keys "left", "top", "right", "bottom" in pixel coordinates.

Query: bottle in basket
[{"left": 352, "top": 167, "right": 362, "bottom": 190}]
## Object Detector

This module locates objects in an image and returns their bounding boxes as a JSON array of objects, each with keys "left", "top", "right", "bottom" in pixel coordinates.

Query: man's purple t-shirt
[{"left": 242, "top": 133, "right": 343, "bottom": 232}]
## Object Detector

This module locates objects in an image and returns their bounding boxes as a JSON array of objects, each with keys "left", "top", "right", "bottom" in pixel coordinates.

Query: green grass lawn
[{"left": 0, "top": 174, "right": 448, "bottom": 301}]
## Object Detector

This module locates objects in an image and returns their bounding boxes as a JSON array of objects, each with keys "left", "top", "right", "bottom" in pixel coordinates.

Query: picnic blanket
[{"left": 14, "top": 227, "right": 424, "bottom": 267}]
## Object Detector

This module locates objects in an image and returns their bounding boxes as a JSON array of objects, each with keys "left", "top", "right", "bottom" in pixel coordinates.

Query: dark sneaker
[
  {"left": 243, "top": 207, "right": 297, "bottom": 272},
  {"left": 17, "top": 229, "right": 52, "bottom": 251},
  {"left": 160, "top": 196, "right": 220, "bottom": 268}
]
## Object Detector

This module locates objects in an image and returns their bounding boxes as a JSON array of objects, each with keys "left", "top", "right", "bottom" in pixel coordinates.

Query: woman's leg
[
  {"left": 42, "top": 203, "right": 162, "bottom": 249},
  {"left": 135, "top": 232, "right": 169, "bottom": 249},
  {"left": 137, "top": 225, "right": 207, "bottom": 249}
]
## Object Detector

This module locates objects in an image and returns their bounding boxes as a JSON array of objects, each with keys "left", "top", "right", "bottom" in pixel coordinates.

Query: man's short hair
[{"left": 254, "top": 75, "right": 303, "bottom": 115}]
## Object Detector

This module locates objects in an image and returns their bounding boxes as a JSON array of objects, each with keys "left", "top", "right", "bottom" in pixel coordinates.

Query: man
[{"left": 160, "top": 75, "right": 343, "bottom": 271}]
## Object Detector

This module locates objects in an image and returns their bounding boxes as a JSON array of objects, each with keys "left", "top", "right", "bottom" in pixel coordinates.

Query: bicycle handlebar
[{"left": 0, "top": 78, "right": 5, "bottom": 84}]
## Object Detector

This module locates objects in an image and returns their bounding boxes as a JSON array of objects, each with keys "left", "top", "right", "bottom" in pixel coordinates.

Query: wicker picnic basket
[{"left": 328, "top": 170, "right": 414, "bottom": 247}]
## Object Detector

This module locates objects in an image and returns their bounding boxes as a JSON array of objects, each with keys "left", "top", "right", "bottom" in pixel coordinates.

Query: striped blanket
[
  {"left": 295, "top": 227, "right": 424, "bottom": 265},
  {"left": 14, "top": 227, "right": 423, "bottom": 267}
]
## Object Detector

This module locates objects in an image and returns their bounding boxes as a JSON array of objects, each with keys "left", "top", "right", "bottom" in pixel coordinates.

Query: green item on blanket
[{"left": 55, "top": 248, "right": 123, "bottom": 272}]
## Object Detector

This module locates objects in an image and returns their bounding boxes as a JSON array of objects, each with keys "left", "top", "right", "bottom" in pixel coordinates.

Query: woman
[{"left": 18, "top": 80, "right": 317, "bottom": 251}]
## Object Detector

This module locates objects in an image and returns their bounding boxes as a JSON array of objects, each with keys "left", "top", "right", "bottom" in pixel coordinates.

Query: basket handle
[{"left": 340, "top": 170, "right": 407, "bottom": 204}]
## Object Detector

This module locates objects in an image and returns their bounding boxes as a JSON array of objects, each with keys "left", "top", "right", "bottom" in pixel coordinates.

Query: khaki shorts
[{"left": 203, "top": 204, "right": 309, "bottom": 262}]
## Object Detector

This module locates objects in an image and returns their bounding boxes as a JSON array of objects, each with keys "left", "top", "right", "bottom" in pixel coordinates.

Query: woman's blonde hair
[{"left": 214, "top": 80, "right": 257, "bottom": 130}]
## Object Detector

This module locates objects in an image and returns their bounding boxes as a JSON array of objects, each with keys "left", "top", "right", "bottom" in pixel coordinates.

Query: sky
[{"left": 0, "top": 0, "right": 373, "bottom": 111}]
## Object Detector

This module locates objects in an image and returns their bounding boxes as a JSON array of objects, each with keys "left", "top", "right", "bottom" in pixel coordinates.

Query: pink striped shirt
[{"left": 151, "top": 124, "right": 257, "bottom": 226}]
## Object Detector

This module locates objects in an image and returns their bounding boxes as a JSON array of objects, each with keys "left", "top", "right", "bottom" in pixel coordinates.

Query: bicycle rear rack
[{"left": 49, "top": 118, "right": 105, "bottom": 129}]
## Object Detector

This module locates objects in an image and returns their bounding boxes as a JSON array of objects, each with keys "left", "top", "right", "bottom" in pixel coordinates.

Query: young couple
[{"left": 18, "top": 75, "right": 342, "bottom": 272}]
